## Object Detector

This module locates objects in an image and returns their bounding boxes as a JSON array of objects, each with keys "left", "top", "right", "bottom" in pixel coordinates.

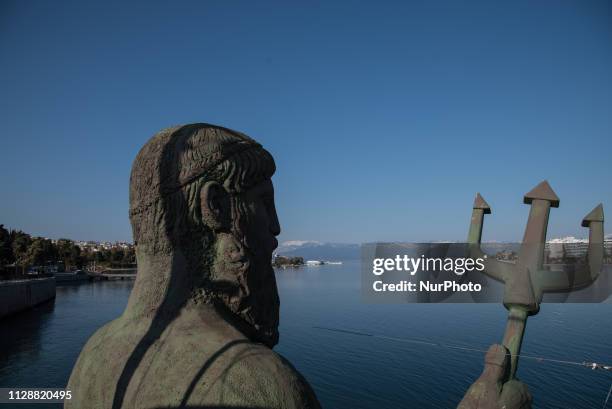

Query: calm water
[{"left": 0, "top": 261, "right": 611, "bottom": 408}]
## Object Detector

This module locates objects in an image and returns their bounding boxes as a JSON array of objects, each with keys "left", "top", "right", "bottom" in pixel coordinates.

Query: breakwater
[{"left": 0, "top": 277, "right": 56, "bottom": 319}]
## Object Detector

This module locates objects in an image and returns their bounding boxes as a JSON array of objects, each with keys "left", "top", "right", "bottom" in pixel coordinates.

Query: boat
[{"left": 305, "top": 260, "right": 343, "bottom": 266}]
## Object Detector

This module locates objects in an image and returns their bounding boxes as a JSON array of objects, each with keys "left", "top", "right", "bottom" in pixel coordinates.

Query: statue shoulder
[
  {"left": 186, "top": 342, "right": 322, "bottom": 409},
  {"left": 71, "top": 315, "right": 145, "bottom": 366},
  {"left": 65, "top": 316, "right": 148, "bottom": 408}
]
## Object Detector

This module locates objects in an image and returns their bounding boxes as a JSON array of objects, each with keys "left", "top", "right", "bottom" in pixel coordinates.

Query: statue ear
[{"left": 200, "top": 181, "right": 230, "bottom": 231}]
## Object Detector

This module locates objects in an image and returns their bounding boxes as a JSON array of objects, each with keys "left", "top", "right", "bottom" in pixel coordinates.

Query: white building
[{"left": 546, "top": 235, "right": 612, "bottom": 260}]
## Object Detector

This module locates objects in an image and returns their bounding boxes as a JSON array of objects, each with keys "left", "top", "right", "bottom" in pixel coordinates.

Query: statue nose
[{"left": 270, "top": 210, "right": 281, "bottom": 236}]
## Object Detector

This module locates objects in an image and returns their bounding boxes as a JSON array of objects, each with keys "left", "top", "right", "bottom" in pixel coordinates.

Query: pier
[
  {"left": 0, "top": 277, "right": 56, "bottom": 319},
  {"left": 89, "top": 268, "right": 137, "bottom": 281}
]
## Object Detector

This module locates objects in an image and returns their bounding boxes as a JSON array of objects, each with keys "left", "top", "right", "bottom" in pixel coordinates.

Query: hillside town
[{"left": 0, "top": 224, "right": 135, "bottom": 279}]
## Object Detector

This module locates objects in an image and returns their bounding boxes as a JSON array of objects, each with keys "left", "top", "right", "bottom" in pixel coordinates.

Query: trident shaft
[{"left": 467, "top": 181, "right": 605, "bottom": 379}]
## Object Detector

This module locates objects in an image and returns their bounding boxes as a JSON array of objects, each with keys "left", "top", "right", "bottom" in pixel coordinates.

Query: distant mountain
[
  {"left": 275, "top": 241, "right": 360, "bottom": 261},
  {"left": 273, "top": 235, "right": 612, "bottom": 261}
]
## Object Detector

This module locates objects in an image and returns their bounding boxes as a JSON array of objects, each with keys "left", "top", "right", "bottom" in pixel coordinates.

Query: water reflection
[
  {"left": 0, "top": 264, "right": 610, "bottom": 409},
  {"left": 0, "top": 300, "right": 56, "bottom": 378}
]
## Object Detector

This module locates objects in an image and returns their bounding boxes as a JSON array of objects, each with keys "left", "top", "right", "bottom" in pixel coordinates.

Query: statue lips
[{"left": 253, "top": 221, "right": 279, "bottom": 259}]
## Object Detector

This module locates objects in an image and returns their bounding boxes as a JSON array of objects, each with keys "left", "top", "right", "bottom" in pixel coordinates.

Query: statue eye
[{"left": 262, "top": 195, "right": 274, "bottom": 213}]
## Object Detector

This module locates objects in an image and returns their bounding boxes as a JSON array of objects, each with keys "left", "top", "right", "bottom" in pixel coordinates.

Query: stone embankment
[{"left": 0, "top": 277, "right": 56, "bottom": 319}]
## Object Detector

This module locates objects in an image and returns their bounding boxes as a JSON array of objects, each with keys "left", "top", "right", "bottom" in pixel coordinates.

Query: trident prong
[
  {"left": 467, "top": 193, "right": 512, "bottom": 281},
  {"left": 467, "top": 181, "right": 605, "bottom": 380},
  {"left": 581, "top": 204, "right": 605, "bottom": 278},
  {"left": 538, "top": 204, "right": 605, "bottom": 292}
]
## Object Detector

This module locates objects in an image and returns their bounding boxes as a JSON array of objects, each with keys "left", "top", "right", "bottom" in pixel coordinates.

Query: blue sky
[{"left": 1, "top": 0, "right": 611, "bottom": 243}]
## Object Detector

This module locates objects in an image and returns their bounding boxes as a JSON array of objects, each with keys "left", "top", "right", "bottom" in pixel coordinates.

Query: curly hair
[{"left": 129, "top": 124, "right": 275, "bottom": 255}]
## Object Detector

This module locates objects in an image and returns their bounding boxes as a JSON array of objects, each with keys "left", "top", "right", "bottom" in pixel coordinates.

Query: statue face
[
  {"left": 203, "top": 177, "right": 281, "bottom": 346},
  {"left": 237, "top": 179, "right": 281, "bottom": 346},
  {"left": 240, "top": 179, "right": 281, "bottom": 258},
  {"left": 128, "top": 125, "right": 281, "bottom": 344}
]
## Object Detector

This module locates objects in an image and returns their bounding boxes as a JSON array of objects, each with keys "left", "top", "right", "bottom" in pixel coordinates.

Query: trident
[{"left": 467, "top": 180, "right": 605, "bottom": 379}]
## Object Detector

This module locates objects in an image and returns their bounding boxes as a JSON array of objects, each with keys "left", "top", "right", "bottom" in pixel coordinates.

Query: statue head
[{"left": 128, "top": 124, "right": 281, "bottom": 347}]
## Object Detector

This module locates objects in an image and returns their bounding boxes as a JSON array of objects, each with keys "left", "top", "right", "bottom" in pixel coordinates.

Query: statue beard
[{"left": 210, "top": 230, "right": 280, "bottom": 348}]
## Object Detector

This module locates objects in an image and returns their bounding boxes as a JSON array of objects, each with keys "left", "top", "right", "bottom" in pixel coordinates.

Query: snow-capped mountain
[
  {"left": 280, "top": 240, "right": 322, "bottom": 248},
  {"left": 275, "top": 241, "right": 360, "bottom": 260}
]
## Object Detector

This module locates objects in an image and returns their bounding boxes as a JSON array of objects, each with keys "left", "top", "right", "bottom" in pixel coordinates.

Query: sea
[{"left": 0, "top": 260, "right": 610, "bottom": 408}]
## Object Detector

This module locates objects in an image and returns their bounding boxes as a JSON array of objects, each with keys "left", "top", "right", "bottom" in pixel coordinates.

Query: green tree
[
  {"left": 71, "top": 245, "right": 83, "bottom": 269},
  {"left": 56, "top": 238, "right": 83, "bottom": 270},
  {"left": 0, "top": 225, "right": 14, "bottom": 266},
  {"left": 122, "top": 247, "right": 136, "bottom": 265},
  {"left": 23, "top": 237, "right": 57, "bottom": 269},
  {"left": 11, "top": 230, "right": 32, "bottom": 270},
  {"left": 80, "top": 247, "right": 93, "bottom": 269},
  {"left": 110, "top": 247, "right": 125, "bottom": 267}
]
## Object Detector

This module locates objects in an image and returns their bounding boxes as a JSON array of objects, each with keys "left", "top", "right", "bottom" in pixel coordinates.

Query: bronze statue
[
  {"left": 66, "top": 124, "right": 321, "bottom": 409},
  {"left": 459, "top": 181, "right": 604, "bottom": 409}
]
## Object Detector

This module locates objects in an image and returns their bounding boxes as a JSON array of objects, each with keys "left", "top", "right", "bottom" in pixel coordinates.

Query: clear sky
[{"left": 1, "top": 0, "right": 611, "bottom": 244}]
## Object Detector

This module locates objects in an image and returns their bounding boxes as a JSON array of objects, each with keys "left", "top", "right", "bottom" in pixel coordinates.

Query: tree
[
  {"left": 11, "top": 230, "right": 32, "bottom": 270},
  {"left": 71, "top": 245, "right": 83, "bottom": 269},
  {"left": 1, "top": 224, "right": 137, "bottom": 273},
  {"left": 80, "top": 247, "right": 93, "bottom": 269},
  {"left": 56, "top": 238, "right": 83, "bottom": 270},
  {"left": 0, "top": 225, "right": 14, "bottom": 266},
  {"left": 122, "top": 246, "right": 136, "bottom": 265},
  {"left": 110, "top": 247, "right": 125, "bottom": 267},
  {"left": 23, "top": 237, "right": 57, "bottom": 269}
]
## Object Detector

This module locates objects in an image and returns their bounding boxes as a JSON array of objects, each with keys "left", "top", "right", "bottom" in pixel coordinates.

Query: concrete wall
[{"left": 0, "top": 277, "right": 56, "bottom": 319}]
